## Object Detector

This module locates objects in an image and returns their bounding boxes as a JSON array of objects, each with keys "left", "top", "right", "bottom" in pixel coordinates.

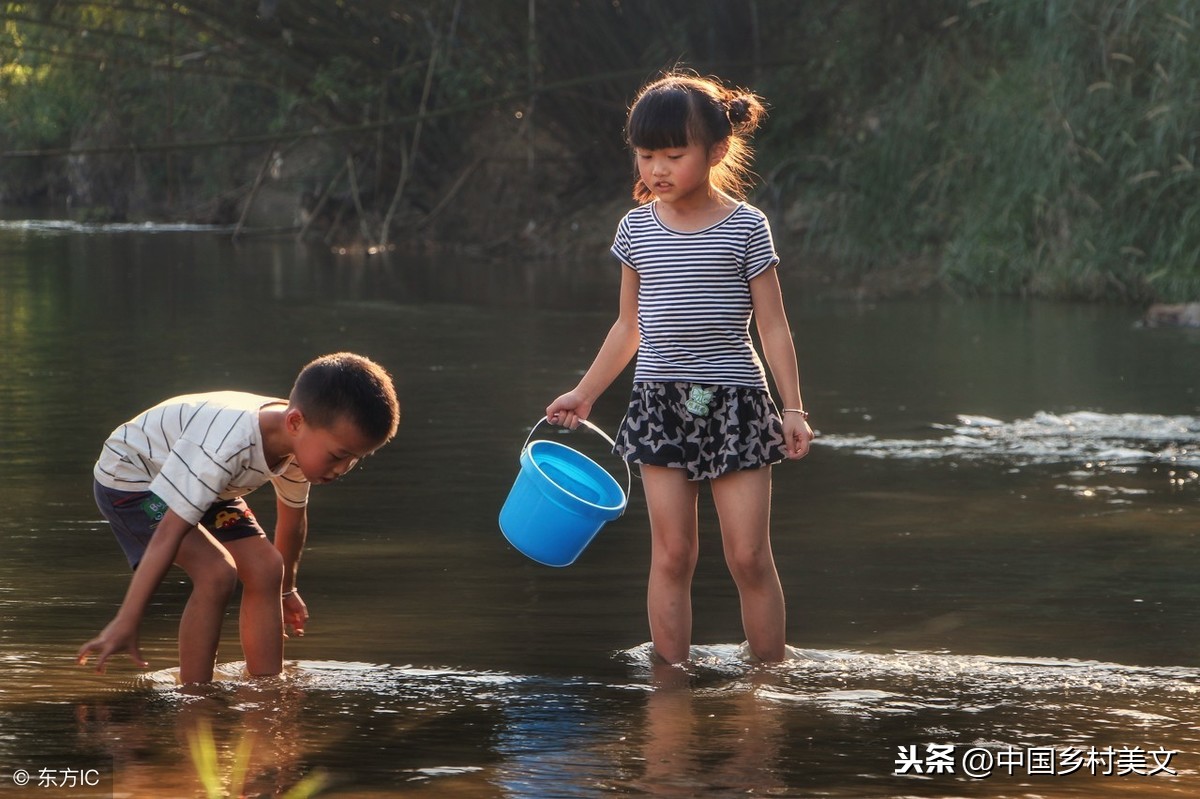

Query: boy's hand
[
  {"left": 283, "top": 590, "right": 308, "bottom": 638},
  {"left": 77, "top": 616, "right": 147, "bottom": 673}
]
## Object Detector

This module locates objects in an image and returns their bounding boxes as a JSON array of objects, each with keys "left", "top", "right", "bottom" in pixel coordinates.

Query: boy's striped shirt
[{"left": 94, "top": 391, "right": 309, "bottom": 525}]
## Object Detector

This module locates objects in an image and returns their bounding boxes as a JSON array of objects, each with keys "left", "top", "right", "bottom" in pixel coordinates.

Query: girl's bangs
[{"left": 626, "top": 89, "right": 692, "bottom": 150}]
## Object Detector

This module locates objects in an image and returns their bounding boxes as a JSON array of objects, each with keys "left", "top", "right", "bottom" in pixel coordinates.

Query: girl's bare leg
[
  {"left": 641, "top": 465, "right": 701, "bottom": 664},
  {"left": 711, "top": 466, "right": 786, "bottom": 662},
  {"left": 225, "top": 536, "right": 285, "bottom": 677},
  {"left": 174, "top": 529, "right": 239, "bottom": 684}
]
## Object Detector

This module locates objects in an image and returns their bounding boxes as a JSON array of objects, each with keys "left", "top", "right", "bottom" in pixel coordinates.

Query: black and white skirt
[{"left": 614, "top": 381, "right": 786, "bottom": 481}]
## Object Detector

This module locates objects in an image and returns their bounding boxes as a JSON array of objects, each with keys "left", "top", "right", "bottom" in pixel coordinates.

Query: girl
[{"left": 546, "top": 71, "right": 813, "bottom": 664}]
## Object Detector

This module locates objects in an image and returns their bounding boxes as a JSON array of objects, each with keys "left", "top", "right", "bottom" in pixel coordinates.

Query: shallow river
[{"left": 1, "top": 219, "right": 1199, "bottom": 797}]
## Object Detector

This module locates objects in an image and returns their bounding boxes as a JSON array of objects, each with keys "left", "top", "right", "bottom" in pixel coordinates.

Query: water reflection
[
  {"left": 76, "top": 677, "right": 313, "bottom": 798},
  {"left": 37, "top": 652, "right": 1198, "bottom": 797},
  {"left": 628, "top": 660, "right": 787, "bottom": 796}
]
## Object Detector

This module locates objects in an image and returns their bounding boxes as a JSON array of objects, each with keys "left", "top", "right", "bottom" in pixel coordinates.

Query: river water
[{"left": 1, "top": 218, "right": 1199, "bottom": 798}]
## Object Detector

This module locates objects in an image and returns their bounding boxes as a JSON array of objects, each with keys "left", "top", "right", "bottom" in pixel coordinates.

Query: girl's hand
[
  {"left": 782, "top": 414, "right": 814, "bottom": 460},
  {"left": 77, "top": 616, "right": 147, "bottom": 673},
  {"left": 546, "top": 391, "right": 592, "bottom": 429},
  {"left": 283, "top": 590, "right": 308, "bottom": 638}
]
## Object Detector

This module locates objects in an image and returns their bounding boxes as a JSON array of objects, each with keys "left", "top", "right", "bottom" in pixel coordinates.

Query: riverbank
[{"left": 5, "top": 2, "right": 1199, "bottom": 303}]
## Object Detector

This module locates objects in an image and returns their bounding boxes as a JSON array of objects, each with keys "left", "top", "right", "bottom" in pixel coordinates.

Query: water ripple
[
  {"left": 15, "top": 653, "right": 1200, "bottom": 796},
  {"left": 823, "top": 412, "right": 1200, "bottom": 466},
  {"left": 0, "top": 219, "right": 233, "bottom": 234}
]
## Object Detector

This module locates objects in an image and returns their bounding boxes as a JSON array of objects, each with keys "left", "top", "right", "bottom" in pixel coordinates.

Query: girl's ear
[{"left": 708, "top": 138, "right": 730, "bottom": 166}]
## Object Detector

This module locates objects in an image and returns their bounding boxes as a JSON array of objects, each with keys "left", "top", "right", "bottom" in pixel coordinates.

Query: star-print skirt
[{"left": 613, "top": 381, "right": 787, "bottom": 481}]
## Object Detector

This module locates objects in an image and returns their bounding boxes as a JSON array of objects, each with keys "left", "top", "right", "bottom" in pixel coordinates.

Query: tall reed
[{"left": 784, "top": 0, "right": 1200, "bottom": 300}]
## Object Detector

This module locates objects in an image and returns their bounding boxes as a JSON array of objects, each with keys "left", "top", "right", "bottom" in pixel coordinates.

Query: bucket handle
[{"left": 523, "top": 416, "right": 632, "bottom": 513}]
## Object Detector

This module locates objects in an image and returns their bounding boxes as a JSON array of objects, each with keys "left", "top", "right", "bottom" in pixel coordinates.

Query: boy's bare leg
[
  {"left": 225, "top": 536, "right": 285, "bottom": 677},
  {"left": 711, "top": 466, "right": 786, "bottom": 662},
  {"left": 642, "top": 465, "right": 701, "bottom": 665},
  {"left": 174, "top": 530, "right": 239, "bottom": 684}
]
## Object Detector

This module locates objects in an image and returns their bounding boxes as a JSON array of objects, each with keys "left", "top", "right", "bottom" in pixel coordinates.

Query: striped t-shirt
[
  {"left": 93, "top": 391, "right": 310, "bottom": 525},
  {"left": 611, "top": 201, "right": 780, "bottom": 389}
]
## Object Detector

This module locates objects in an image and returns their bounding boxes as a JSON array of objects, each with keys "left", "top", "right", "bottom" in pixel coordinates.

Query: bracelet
[
  {"left": 782, "top": 408, "right": 809, "bottom": 420},
  {"left": 282, "top": 589, "right": 297, "bottom": 598}
]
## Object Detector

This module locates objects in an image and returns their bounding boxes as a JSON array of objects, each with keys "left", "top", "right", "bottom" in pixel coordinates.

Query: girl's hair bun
[{"left": 727, "top": 96, "right": 751, "bottom": 125}]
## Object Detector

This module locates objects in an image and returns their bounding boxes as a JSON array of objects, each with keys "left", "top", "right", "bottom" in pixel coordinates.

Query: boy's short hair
[{"left": 289, "top": 352, "right": 400, "bottom": 444}]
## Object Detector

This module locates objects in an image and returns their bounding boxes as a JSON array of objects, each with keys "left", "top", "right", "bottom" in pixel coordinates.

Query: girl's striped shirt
[
  {"left": 93, "top": 391, "right": 310, "bottom": 525},
  {"left": 611, "top": 201, "right": 780, "bottom": 389}
]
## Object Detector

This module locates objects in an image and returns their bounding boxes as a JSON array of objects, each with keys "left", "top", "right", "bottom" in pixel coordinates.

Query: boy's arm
[
  {"left": 77, "top": 509, "right": 194, "bottom": 672},
  {"left": 275, "top": 498, "right": 309, "bottom": 636},
  {"left": 751, "top": 266, "right": 813, "bottom": 460}
]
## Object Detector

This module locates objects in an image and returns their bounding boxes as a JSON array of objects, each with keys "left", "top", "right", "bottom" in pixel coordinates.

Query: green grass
[{"left": 782, "top": 0, "right": 1200, "bottom": 300}]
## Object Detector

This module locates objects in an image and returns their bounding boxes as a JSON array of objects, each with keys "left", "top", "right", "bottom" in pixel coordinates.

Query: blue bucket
[{"left": 499, "top": 418, "right": 630, "bottom": 567}]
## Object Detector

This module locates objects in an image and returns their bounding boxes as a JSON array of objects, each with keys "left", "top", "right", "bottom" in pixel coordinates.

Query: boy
[{"left": 77, "top": 352, "right": 400, "bottom": 683}]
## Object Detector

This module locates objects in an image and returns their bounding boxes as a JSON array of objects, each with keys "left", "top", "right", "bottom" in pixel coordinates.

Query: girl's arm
[
  {"left": 274, "top": 500, "right": 309, "bottom": 637},
  {"left": 751, "top": 266, "right": 813, "bottom": 459},
  {"left": 77, "top": 509, "right": 194, "bottom": 672},
  {"left": 546, "top": 265, "right": 641, "bottom": 428}
]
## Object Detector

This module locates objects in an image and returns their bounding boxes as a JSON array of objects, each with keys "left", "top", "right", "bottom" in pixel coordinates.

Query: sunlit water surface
[{"left": 2, "top": 218, "right": 1199, "bottom": 797}]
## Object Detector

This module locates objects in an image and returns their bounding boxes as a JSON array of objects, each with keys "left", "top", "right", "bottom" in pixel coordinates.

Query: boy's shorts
[{"left": 93, "top": 480, "right": 266, "bottom": 569}]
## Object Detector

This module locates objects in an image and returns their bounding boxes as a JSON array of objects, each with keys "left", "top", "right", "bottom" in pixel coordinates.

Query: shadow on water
[{"left": 2, "top": 221, "right": 1200, "bottom": 796}]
